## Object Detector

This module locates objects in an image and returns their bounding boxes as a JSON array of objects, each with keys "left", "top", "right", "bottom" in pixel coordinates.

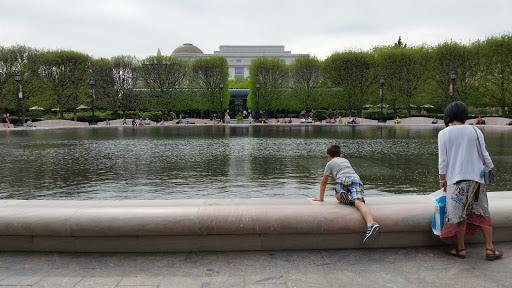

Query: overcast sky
[{"left": 1, "top": 0, "right": 510, "bottom": 60}]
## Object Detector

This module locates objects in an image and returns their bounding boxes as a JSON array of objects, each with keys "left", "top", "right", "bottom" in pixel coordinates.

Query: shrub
[
  {"left": 64, "top": 112, "right": 109, "bottom": 122},
  {"left": 362, "top": 109, "right": 395, "bottom": 120},
  {"left": 142, "top": 112, "right": 162, "bottom": 122},
  {"left": 311, "top": 109, "right": 328, "bottom": 121}
]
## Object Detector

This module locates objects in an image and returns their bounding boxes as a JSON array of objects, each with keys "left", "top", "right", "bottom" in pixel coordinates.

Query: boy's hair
[{"left": 326, "top": 144, "right": 341, "bottom": 157}]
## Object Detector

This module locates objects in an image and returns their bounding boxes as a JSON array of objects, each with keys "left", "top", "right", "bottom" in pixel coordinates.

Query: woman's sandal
[
  {"left": 486, "top": 248, "right": 504, "bottom": 261},
  {"left": 445, "top": 247, "right": 466, "bottom": 259}
]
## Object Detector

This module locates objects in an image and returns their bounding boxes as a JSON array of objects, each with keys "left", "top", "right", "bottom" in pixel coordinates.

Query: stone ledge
[{"left": 0, "top": 192, "right": 510, "bottom": 252}]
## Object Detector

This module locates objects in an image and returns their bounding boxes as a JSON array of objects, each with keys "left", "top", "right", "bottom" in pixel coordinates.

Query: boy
[{"left": 313, "top": 144, "right": 380, "bottom": 244}]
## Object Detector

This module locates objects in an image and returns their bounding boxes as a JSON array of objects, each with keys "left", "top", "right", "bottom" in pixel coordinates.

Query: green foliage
[
  {"left": 376, "top": 46, "right": 432, "bottom": 117},
  {"left": 228, "top": 76, "right": 250, "bottom": 88},
  {"left": 311, "top": 109, "right": 328, "bottom": 120},
  {"left": 138, "top": 55, "right": 189, "bottom": 113},
  {"left": 92, "top": 58, "right": 116, "bottom": 112},
  {"left": 107, "top": 55, "right": 139, "bottom": 114},
  {"left": 142, "top": 111, "right": 163, "bottom": 122},
  {"left": 431, "top": 41, "right": 481, "bottom": 107},
  {"left": 323, "top": 51, "right": 377, "bottom": 115},
  {"left": 362, "top": 109, "right": 396, "bottom": 120},
  {"left": 289, "top": 55, "right": 322, "bottom": 111},
  {"left": 480, "top": 34, "right": 512, "bottom": 116},
  {"left": 2, "top": 33, "right": 512, "bottom": 118},
  {"left": 25, "top": 50, "right": 92, "bottom": 119},
  {"left": 63, "top": 111, "right": 109, "bottom": 122},
  {"left": 394, "top": 36, "right": 407, "bottom": 48},
  {"left": 190, "top": 56, "right": 229, "bottom": 112},
  {"left": 236, "top": 112, "right": 243, "bottom": 120},
  {"left": 248, "top": 57, "right": 289, "bottom": 118}
]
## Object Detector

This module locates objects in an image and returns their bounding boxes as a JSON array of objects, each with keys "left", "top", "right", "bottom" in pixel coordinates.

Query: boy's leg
[
  {"left": 355, "top": 200, "right": 380, "bottom": 244},
  {"left": 353, "top": 200, "right": 374, "bottom": 226}
]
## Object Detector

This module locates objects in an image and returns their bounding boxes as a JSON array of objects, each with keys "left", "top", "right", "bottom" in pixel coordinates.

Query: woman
[{"left": 438, "top": 101, "right": 503, "bottom": 260}]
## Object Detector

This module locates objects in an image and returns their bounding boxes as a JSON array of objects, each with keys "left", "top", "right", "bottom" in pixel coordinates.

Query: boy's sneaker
[
  {"left": 363, "top": 222, "right": 380, "bottom": 244},
  {"left": 339, "top": 191, "right": 350, "bottom": 205}
]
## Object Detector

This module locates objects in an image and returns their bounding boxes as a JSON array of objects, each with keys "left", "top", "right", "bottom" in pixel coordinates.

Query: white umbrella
[
  {"left": 76, "top": 105, "right": 90, "bottom": 109},
  {"left": 51, "top": 108, "right": 60, "bottom": 111},
  {"left": 29, "top": 106, "right": 44, "bottom": 110},
  {"left": 421, "top": 104, "right": 434, "bottom": 108}
]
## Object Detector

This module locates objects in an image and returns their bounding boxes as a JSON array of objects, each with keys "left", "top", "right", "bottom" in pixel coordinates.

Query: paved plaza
[{"left": 0, "top": 242, "right": 509, "bottom": 288}]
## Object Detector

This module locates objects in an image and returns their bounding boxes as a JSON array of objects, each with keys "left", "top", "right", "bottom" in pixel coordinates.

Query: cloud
[{"left": 1, "top": 0, "right": 511, "bottom": 60}]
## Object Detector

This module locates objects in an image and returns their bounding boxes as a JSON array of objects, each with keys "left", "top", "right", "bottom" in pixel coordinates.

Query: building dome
[{"left": 172, "top": 43, "right": 204, "bottom": 55}]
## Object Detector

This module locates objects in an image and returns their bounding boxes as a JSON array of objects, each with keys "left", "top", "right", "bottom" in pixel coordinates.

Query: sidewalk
[
  {"left": 0, "top": 242, "right": 509, "bottom": 287},
  {"left": 1, "top": 117, "right": 511, "bottom": 129}
]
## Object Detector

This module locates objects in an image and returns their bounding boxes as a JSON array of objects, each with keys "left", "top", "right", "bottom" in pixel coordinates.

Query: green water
[{"left": 0, "top": 125, "right": 510, "bottom": 199}]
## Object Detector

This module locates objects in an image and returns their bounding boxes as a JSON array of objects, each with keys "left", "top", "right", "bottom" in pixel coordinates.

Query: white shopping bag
[{"left": 430, "top": 189, "right": 446, "bottom": 236}]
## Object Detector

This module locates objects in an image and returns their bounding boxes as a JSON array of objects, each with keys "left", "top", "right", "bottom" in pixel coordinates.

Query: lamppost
[
  {"left": 255, "top": 81, "right": 260, "bottom": 123},
  {"left": 449, "top": 71, "right": 456, "bottom": 103},
  {"left": 15, "top": 72, "right": 23, "bottom": 127},
  {"left": 219, "top": 80, "right": 224, "bottom": 122},
  {"left": 88, "top": 76, "right": 96, "bottom": 125},
  {"left": 379, "top": 76, "right": 385, "bottom": 123}
]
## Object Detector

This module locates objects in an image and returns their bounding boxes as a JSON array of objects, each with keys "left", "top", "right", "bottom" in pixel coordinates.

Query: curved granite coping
[{"left": 0, "top": 192, "right": 510, "bottom": 238}]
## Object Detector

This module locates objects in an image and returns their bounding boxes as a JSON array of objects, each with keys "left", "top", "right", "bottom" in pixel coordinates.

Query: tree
[
  {"left": 431, "top": 41, "right": 481, "bottom": 106},
  {"left": 27, "top": 50, "right": 92, "bottom": 119},
  {"left": 0, "top": 44, "right": 38, "bottom": 121},
  {"left": 289, "top": 55, "right": 322, "bottom": 115},
  {"left": 228, "top": 76, "right": 250, "bottom": 88},
  {"left": 394, "top": 36, "right": 407, "bottom": 48},
  {"left": 190, "top": 56, "right": 229, "bottom": 116},
  {"left": 138, "top": 56, "right": 189, "bottom": 119},
  {"left": 248, "top": 57, "right": 289, "bottom": 119},
  {"left": 480, "top": 34, "right": 512, "bottom": 116},
  {"left": 91, "top": 58, "right": 116, "bottom": 113},
  {"left": 376, "top": 46, "right": 432, "bottom": 117},
  {"left": 323, "top": 51, "right": 377, "bottom": 116},
  {"left": 109, "top": 55, "right": 139, "bottom": 117}
]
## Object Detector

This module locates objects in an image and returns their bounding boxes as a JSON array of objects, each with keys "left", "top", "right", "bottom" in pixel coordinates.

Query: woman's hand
[{"left": 440, "top": 180, "right": 447, "bottom": 192}]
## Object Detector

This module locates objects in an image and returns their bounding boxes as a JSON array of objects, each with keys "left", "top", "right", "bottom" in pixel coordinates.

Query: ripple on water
[{"left": 0, "top": 125, "right": 510, "bottom": 199}]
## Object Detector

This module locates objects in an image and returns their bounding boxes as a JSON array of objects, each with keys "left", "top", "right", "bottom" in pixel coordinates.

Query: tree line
[{"left": 0, "top": 34, "right": 510, "bottom": 122}]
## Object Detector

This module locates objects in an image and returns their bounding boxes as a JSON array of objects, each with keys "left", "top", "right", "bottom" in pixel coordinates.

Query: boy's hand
[{"left": 313, "top": 198, "right": 324, "bottom": 201}]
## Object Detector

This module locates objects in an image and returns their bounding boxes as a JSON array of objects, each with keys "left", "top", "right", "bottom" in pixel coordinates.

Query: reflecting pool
[{"left": 0, "top": 125, "right": 510, "bottom": 200}]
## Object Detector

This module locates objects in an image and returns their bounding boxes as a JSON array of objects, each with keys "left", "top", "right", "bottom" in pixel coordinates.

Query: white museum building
[{"left": 170, "top": 43, "right": 304, "bottom": 79}]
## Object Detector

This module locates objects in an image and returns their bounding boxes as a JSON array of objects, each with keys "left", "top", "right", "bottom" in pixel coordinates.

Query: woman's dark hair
[
  {"left": 327, "top": 144, "right": 341, "bottom": 157},
  {"left": 443, "top": 101, "right": 468, "bottom": 127}
]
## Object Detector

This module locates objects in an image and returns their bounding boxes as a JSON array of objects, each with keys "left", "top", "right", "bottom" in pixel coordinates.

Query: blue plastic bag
[{"left": 430, "top": 189, "right": 446, "bottom": 236}]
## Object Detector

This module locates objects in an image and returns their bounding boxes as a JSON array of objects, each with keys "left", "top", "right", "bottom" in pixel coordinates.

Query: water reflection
[{"left": 0, "top": 125, "right": 510, "bottom": 200}]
